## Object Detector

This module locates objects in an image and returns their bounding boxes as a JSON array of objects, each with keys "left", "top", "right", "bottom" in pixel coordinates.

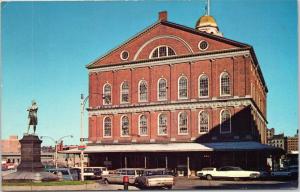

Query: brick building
[
  {"left": 66, "top": 10, "right": 281, "bottom": 173},
  {"left": 287, "top": 135, "right": 298, "bottom": 154}
]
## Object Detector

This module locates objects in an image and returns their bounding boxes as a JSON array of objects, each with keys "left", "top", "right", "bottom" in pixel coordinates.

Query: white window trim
[
  {"left": 178, "top": 75, "right": 188, "bottom": 100},
  {"left": 157, "top": 78, "right": 168, "bottom": 101},
  {"left": 120, "top": 50, "right": 129, "bottom": 61},
  {"left": 198, "top": 74, "right": 209, "bottom": 98},
  {"left": 220, "top": 109, "right": 231, "bottom": 134},
  {"left": 198, "top": 110, "right": 209, "bottom": 134},
  {"left": 149, "top": 45, "right": 177, "bottom": 59},
  {"left": 120, "top": 81, "right": 130, "bottom": 104},
  {"left": 138, "top": 80, "right": 148, "bottom": 103},
  {"left": 219, "top": 72, "right": 231, "bottom": 97},
  {"left": 157, "top": 113, "right": 168, "bottom": 136},
  {"left": 138, "top": 114, "right": 148, "bottom": 136},
  {"left": 120, "top": 115, "right": 130, "bottom": 137},
  {"left": 103, "top": 83, "right": 112, "bottom": 105},
  {"left": 178, "top": 112, "right": 188, "bottom": 135},
  {"left": 103, "top": 116, "right": 112, "bottom": 138},
  {"left": 198, "top": 40, "right": 209, "bottom": 51}
]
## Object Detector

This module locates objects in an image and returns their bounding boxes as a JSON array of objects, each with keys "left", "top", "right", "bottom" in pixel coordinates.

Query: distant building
[
  {"left": 269, "top": 134, "right": 287, "bottom": 151},
  {"left": 0, "top": 135, "right": 21, "bottom": 154},
  {"left": 287, "top": 135, "right": 298, "bottom": 154},
  {"left": 267, "top": 128, "right": 275, "bottom": 143}
]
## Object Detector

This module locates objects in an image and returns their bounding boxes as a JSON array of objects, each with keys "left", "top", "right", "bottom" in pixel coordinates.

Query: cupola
[{"left": 195, "top": 0, "right": 223, "bottom": 36}]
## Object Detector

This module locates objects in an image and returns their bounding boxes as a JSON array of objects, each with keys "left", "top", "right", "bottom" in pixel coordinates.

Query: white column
[
  {"left": 144, "top": 156, "right": 147, "bottom": 168},
  {"left": 187, "top": 156, "right": 190, "bottom": 178},
  {"left": 125, "top": 156, "right": 127, "bottom": 168},
  {"left": 165, "top": 156, "right": 168, "bottom": 168}
]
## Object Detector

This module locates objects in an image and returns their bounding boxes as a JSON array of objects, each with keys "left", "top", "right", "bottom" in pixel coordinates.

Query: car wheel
[
  {"left": 104, "top": 178, "right": 109, "bottom": 184},
  {"left": 206, "top": 175, "right": 213, "bottom": 180},
  {"left": 166, "top": 185, "right": 172, "bottom": 189}
]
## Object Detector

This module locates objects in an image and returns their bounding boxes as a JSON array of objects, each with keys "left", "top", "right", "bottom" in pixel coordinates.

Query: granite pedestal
[{"left": 3, "top": 134, "right": 58, "bottom": 182}]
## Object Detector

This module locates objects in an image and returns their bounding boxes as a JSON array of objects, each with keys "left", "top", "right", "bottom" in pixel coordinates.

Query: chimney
[{"left": 158, "top": 11, "right": 168, "bottom": 21}]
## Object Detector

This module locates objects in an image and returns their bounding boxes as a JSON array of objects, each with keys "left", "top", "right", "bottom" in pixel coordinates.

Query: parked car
[
  {"left": 135, "top": 168, "right": 174, "bottom": 189},
  {"left": 271, "top": 166, "right": 298, "bottom": 179},
  {"left": 196, "top": 166, "right": 260, "bottom": 181},
  {"left": 102, "top": 168, "right": 145, "bottom": 184},
  {"left": 46, "top": 168, "right": 80, "bottom": 181},
  {"left": 83, "top": 167, "right": 109, "bottom": 179}
]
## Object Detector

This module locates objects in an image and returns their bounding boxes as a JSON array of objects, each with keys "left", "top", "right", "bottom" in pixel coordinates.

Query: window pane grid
[
  {"left": 199, "top": 76, "right": 209, "bottom": 97},
  {"left": 221, "top": 110, "right": 231, "bottom": 133},
  {"left": 199, "top": 112, "right": 209, "bottom": 133},
  {"left": 121, "top": 82, "right": 129, "bottom": 103},
  {"left": 121, "top": 116, "right": 129, "bottom": 136},
  {"left": 179, "top": 112, "right": 188, "bottom": 134},
  {"left": 158, "top": 114, "right": 167, "bottom": 135},
  {"left": 221, "top": 73, "right": 230, "bottom": 95},
  {"left": 103, "top": 84, "right": 112, "bottom": 104},
  {"left": 104, "top": 117, "right": 112, "bottom": 137},
  {"left": 159, "top": 46, "right": 167, "bottom": 57},
  {"left": 179, "top": 77, "right": 188, "bottom": 98},
  {"left": 158, "top": 79, "right": 167, "bottom": 100},
  {"left": 139, "top": 115, "right": 147, "bottom": 135},
  {"left": 151, "top": 46, "right": 176, "bottom": 58},
  {"left": 139, "top": 81, "right": 147, "bottom": 102}
]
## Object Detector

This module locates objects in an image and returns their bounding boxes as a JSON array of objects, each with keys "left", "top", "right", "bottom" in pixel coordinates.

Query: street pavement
[{"left": 1, "top": 176, "right": 298, "bottom": 191}]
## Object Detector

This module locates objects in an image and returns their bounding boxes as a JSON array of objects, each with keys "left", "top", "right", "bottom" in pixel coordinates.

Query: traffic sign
[
  {"left": 78, "top": 145, "right": 86, "bottom": 150},
  {"left": 80, "top": 138, "right": 89, "bottom": 142}
]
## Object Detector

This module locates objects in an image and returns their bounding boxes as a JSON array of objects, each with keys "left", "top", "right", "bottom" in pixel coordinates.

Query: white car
[
  {"left": 196, "top": 166, "right": 260, "bottom": 180},
  {"left": 103, "top": 168, "right": 145, "bottom": 184},
  {"left": 135, "top": 168, "right": 174, "bottom": 189}
]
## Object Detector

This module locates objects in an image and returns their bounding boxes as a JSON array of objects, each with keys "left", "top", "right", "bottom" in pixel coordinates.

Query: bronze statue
[{"left": 27, "top": 100, "right": 38, "bottom": 134}]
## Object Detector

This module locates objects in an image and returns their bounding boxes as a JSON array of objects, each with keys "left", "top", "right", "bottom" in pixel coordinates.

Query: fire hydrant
[{"left": 123, "top": 175, "right": 129, "bottom": 190}]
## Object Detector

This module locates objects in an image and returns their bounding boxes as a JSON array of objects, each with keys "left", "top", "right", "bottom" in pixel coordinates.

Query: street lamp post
[
  {"left": 80, "top": 94, "right": 89, "bottom": 181},
  {"left": 41, "top": 135, "right": 73, "bottom": 169}
]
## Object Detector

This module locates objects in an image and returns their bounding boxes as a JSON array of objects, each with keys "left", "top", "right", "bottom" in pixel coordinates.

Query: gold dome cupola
[{"left": 195, "top": 0, "right": 223, "bottom": 37}]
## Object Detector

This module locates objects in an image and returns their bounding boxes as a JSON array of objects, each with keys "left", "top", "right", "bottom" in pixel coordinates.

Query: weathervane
[{"left": 205, "top": 0, "right": 210, "bottom": 16}]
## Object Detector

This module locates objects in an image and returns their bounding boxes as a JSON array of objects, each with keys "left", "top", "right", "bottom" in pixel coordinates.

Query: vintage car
[
  {"left": 102, "top": 168, "right": 145, "bottom": 184},
  {"left": 196, "top": 166, "right": 260, "bottom": 181},
  {"left": 82, "top": 167, "right": 109, "bottom": 179},
  {"left": 46, "top": 168, "right": 80, "bottom": 181},
  {"left": 135, "top": 168, "right": 174, "bottom": 189},
  {"left": 271, "top": 166, "right": 298, "bottom": 179}
]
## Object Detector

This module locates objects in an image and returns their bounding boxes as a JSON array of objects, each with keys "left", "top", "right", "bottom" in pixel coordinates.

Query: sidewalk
[{"left": 2, "top": 183, "right": 139, "bottom": 191}]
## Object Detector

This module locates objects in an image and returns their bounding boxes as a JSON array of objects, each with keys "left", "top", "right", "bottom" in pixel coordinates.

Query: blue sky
[{"left": 1, "top": 0, "right": 298, "bottom": 146}]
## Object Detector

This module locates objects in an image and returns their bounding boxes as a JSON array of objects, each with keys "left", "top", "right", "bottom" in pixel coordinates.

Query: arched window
[
  {"left": 121, "top": 116, "right": 130, "bottom": 136},
  {"left": 158, "top": 78, "right": 167, "bottom": 101},
  {"left": 121, "top": 81, "right": 129, "bottom": 103},
  {"left": 199, "top": 111, "right": 209, "bottom": 133},
  {"left": 138, "top": 80, "right": 148, "bottom": 102},
  {"left": 158, "top": 113, "right": 167, "bottom": 135},
  {"left": 150, "top": 46, "right": 176, "bottom": 58},
  {"left": 178, "top": 112, "right": 188, "bottom": 134},
  {"left": 178, "top": 76, "right": 188, "bottom": 99},
  {"left": 199, "top": 75, "right": 209, "bottom": 97},
  {"left": 220, "top": 72, "right": 230, "bottom": 96},
  {"left": 220, "top": 110, "right": 231, "bottom": 134},
  {"left": 139, "top": 115, "right": 147, "bottom": 136},
  {"left": 103, "top": 84, "right": 112, "bottom": 104},
  {"left": 103, "top": 117, "right": 112, "bottom": 137}
]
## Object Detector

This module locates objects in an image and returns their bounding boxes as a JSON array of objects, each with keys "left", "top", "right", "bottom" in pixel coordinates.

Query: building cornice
[
  {"left": 88, "top": 48, "right": 250, "bottom": 73},
  {"left": 87, "top": 97, "right": 267, "bottom": 123}
]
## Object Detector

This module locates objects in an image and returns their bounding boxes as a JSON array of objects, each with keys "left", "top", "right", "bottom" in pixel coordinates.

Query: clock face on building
[{"left": 199, "top": 40, "right": 209, "bottom": 51}]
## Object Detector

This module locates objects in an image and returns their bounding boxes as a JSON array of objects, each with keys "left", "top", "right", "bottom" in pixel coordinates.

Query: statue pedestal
[
  {"left": 17, "top": 135, "right": 44, "bottom": 171},
  {"left": 3, "top": 135, "right": 58, "bottom": 182}
]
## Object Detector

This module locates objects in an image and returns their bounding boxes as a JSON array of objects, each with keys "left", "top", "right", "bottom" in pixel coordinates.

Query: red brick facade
[{"left": 87, "top": 13, "right": 268, "bottom": 145}]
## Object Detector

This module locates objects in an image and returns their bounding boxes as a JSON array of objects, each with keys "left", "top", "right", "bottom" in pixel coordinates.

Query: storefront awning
[{"left": 61, "top": 141, "right": 280, "bottom": 154}]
